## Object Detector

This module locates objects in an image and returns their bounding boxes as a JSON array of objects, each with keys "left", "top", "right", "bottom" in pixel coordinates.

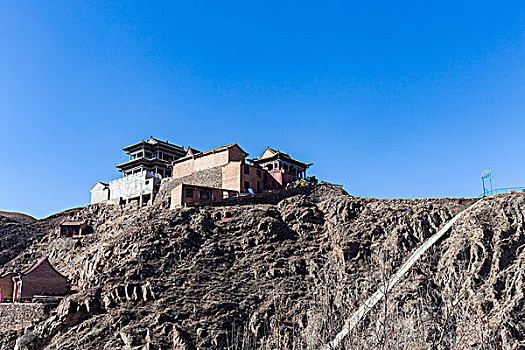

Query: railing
[
  {"left": 480, "top": 187, "right": 525, "bottom": 197},
  {"left": 110, "top": 170, "right": 163, "bottom": 183},
  {"left": 144, "top": 171, "right": 163, "bottom": 179}
]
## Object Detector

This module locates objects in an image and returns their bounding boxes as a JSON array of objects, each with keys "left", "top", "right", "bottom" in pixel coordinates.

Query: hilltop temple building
[
  {"left": 116, "top": 138, "right": 186, "bottom": 178},
  {"left": 90, "top": 137, "right": 186, "bottom": 206},
  {"left": 250, "top": 147, "right": 312, "bottom": 190},
  {"left": 90, "top": 137, "right": 314, "bottom": 207}
]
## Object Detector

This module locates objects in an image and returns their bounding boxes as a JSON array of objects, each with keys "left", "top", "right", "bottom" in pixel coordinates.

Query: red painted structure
[
  {"left": 12, "top": 257, "right": 70, "bottom": 302},
  {"left": 0, "top": 273, "right": 15, "bottom": 302},
  {"left": 252, "top": 147, "right": 313, "bottom": 190}
]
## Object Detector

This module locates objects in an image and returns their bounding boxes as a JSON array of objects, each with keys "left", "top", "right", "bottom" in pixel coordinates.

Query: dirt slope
[{"left": 0, "top": 186, "right": 523, "bottom": 349}]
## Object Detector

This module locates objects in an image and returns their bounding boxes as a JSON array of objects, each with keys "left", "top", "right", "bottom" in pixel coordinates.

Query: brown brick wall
[
  {"left": 194, "top": 151, "right": 229, "bottom": 171},
  {"left": 171, "top": 184, "right": 237, "bottom": 208},
  {"left": 187, "top": 184, "right": 344, "bottom": 208},
  {"left": 19, "top": 260, "right": 69, "bottom": 299},
  {"left": 228, "top": 147, "right": 247, "bottom": 162},
  {"left": 171, "top": 146, "right": 247, "bottom": 179},
  {"left": 170, "top": 184, "right": 183, "bottom": 210},
  {"left": 221, "top": 162, "right": 242, "bottom": 192},
  {"left": 171, "top": 158, "right": 195, "bottom": 178}
]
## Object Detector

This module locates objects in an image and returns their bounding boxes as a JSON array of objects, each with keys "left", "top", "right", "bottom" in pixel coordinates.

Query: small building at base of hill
[
  {"left": 0, "top": 257, "right": 70, "bottom": 303},
  {"left": 12, "top": 257, "right": 70, "bottom": 302}
]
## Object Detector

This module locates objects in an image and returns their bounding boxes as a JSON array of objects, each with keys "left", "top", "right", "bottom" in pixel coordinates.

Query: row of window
[
  {"left": 126, "top": 167, "right": 171, "bottom": 177},
  {"left": 130, "top": 151, "right": 176, "bottom": 162},
  {"left": 185, "top": 188, "right": 210, "bottom": 200},
  {"left": 244, "top": 165, "right": 262, "bottom": 177}
]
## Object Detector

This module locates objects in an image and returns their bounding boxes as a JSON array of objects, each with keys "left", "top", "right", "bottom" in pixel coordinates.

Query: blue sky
[{"left": 1, "top": 1, "right": 524, "bottom": 218}]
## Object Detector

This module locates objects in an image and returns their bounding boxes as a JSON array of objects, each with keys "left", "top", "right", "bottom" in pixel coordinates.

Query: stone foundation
[
  {"left": 187, "top": 184, "right": 346, "bottom": 208},
  {"left": 0, "top": 303, "right": 54, "bottom": 331}
]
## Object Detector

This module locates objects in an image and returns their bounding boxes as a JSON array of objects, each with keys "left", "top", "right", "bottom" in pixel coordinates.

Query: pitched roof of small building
[
  {"left": 185, "top": 147, "right": 202, "bottom": 156},
  {"left": 21, "top": 257, "right": 67, "bottom": 279},
  {"left": 258, "top": 147, "right": 278, "bottom": 160},
  {"left": 90, "top": 182, "right": 109, "bottom": 191},
  {"left": 22, "top": 257, "right": 47, "bottom": 275},
  {"left": 60, "top": 220, "right": 87, "bottom": 227}
]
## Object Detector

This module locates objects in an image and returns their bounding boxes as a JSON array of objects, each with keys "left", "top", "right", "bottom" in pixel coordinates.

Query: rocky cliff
[{"left": 0, "top": 186, "right": 524, "bottom": 349}]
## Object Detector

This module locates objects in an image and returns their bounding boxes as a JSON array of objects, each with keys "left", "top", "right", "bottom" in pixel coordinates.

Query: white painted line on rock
[{"left": 321, "top": 199, "right": 483, "bottom": 350}]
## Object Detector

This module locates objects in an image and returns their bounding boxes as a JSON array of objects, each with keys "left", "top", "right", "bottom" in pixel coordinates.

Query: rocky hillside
[{"left": 0, "top": 186, "right": 524, "bottom": 349}]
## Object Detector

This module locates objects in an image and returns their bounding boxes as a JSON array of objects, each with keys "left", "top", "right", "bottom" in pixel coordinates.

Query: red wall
[{"left": 265, "top": 171, "right": 297, "bottom": 190}]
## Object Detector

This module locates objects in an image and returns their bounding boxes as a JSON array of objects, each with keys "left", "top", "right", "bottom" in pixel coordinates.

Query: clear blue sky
[{"left": 1, "top": 1, "right": 524, "bottom": 218}]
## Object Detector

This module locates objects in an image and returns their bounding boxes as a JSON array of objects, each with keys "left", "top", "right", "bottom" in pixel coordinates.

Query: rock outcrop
[{"left": 0, "top": 186, "right": 524, "bottom": 349}]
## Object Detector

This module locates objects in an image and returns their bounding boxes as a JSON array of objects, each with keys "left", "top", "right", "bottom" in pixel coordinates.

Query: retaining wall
[
  {"left": 0, "top": 303, "right": 54, "bottom": 331},
  {"left": 188, "top": 184, "right": 347, "bottom": 208}
]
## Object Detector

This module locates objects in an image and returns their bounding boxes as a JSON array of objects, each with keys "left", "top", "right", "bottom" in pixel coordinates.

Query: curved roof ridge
[{"left": 22, "top": 256, "right": 47, "bottom": 275}]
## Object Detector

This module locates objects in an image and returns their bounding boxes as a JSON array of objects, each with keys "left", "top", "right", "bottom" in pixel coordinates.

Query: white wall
[
  {"left": 108, "top": 172, "right": 159, "bottom": 203},
  {"left": 90, "top": 184, "right": 109, "bottom": 204}
]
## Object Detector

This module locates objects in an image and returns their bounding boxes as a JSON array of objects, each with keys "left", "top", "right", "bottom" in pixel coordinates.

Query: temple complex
[
  {"left": 166, "top": 144, "right": 314, "bottom": 208},
  {"left": 90, "top": 137, "right": 315, "bottom": 207}
]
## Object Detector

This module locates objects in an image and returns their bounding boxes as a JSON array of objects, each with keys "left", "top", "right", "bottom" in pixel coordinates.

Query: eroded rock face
[{"left": 0, "top": 187, "right": 524, "bottom": 349}]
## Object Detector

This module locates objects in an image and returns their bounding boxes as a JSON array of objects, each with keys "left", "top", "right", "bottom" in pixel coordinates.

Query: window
[
  {"left": 268, "top": 164, "right": 273, "bottom": 171},
  {"left": 244, "top": 181, "right": 250, "bottom": 192},
  {"left": 185, "top": 188, "right": 194, "bottom": 198},
  {"left": 244, "top": 166, "right": 249, "bottom": 174},
  {"left": 62, "top": 226, "right": 79, "bottom": 237},
  {"left": 199, "top": 190, "right": 210, "bottom": 200},
  {"left": 257, "top": 181, "right": 262, "bottom": 193},
  {"left": 256, "top": 169, "right": 261, "bottom": 177}
]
